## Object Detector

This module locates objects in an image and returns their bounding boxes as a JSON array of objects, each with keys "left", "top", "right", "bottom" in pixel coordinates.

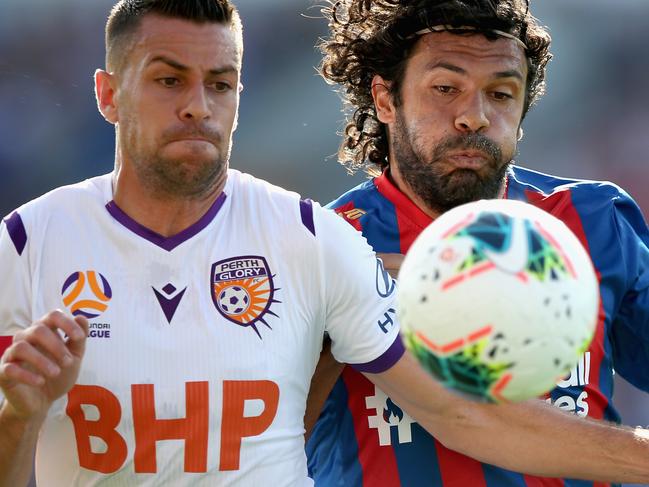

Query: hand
[
  {"left": 0, "top": 310, "right": 88, "bottom": 421},
  {"left": 377, "top": 252, "right": 405, "bottom": 279}
]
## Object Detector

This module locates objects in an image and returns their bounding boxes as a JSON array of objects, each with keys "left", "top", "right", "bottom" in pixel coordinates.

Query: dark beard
[{"left": 392, "top": 112, "right": 513, "bottom": 214}]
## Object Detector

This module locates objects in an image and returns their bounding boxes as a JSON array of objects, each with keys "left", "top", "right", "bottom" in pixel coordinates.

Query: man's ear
[
  {"left": 95, "top": 69, "right": 119, "bottom": 125},
  {"left": 232, "top": 82, "right": 244, "bottom": 132},
  {"left": 371, "top": 74, "right": 396, "bottom": 124}
]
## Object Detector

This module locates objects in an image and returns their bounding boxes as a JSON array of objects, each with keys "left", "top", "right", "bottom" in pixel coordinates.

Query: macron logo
[{"left": 152, "top": 283, "right": 187, "bottom": 324}]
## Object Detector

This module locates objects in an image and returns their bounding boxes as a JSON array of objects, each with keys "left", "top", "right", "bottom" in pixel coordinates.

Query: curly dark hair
[{"left": 319, "top": 0, "right": 552, "bottom": 175}]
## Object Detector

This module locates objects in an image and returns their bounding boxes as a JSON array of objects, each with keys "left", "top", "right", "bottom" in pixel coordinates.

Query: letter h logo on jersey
[
  {"left": 211, "top": 255, "right": 280, "bottom": 339},
  {"left": 366, "top": 386, "right": 416, "bottom": 446}
]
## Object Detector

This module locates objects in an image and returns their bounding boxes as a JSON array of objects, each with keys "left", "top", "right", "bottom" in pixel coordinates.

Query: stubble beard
[
  {"left": 392, "top": 110, "right": 514, "bottom": 214},
  {"left": 121, "top": 120, "right": 230, "bottom": 200},
  {"left": 144, "top": 148, "right": 228, "bottom": 199}
]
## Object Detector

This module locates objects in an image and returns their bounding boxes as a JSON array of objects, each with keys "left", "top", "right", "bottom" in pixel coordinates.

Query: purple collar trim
[{"left": 105, "top": 192, "right": 227, "bottom": 252}]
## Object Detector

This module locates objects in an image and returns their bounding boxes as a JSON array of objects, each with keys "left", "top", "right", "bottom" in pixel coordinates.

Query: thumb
[{"left": 66, "top": 316, "right": 89, "bottom": 359}]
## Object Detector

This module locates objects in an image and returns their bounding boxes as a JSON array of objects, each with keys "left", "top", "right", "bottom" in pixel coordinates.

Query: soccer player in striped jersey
[
  {"left": 2, "top": 1, "right": 649, "bottom": 486},
  {"left": 306, "top": 1, "right": 649, "bottom": 486}
]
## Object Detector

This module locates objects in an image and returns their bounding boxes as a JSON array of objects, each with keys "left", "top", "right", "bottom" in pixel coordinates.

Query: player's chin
[
  {"left": 444, "top": 168, "right": 484, "bottom": 186},
  {"left": 447, "top": 164, "right": 505, "bottom": 184}
]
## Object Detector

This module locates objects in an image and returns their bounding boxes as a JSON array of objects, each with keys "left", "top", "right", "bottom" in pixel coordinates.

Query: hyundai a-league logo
[
  {"left": 61, "top": 271, "right": 112, "bottom": 319},
  {"left": 211, "top": 256, "right": 280, "bottom": 338}
]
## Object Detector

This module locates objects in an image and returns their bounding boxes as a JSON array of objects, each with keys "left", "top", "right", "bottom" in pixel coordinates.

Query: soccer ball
[
  {"left": 218, "top": 286, "right": 250, "bottom": 315},
  {"left": 397, "top": 199, "right": 599, "bottom": 403}
]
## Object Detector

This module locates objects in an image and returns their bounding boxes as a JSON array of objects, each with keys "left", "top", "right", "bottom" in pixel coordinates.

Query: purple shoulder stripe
[
  {"left": 3, "top": 212, "right": 27, "bottom": 256},
  {"left": 300, "top": 199, "right": 316, "bottom": 236},
  {"left": 351, "top": 334, "right": 405, "bottom": 374}
]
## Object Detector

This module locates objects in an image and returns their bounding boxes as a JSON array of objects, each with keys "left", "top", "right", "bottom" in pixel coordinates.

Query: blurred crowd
[{"left": 1, "top": 0, "right": 648, "bottom": 459}]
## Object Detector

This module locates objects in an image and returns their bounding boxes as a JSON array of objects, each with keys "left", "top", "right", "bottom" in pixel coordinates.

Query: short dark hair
[
  {"left": 320, "top": 0, "right": 552, "bottom": 175},
  {"left": 105, "top": 0, "right": 242, "bottom": 72}
]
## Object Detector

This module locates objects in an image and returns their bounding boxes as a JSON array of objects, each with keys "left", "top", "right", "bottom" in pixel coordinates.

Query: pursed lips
[
  {"left": 169, "top": 137, "right": 216, "bottom": 146},
  {"left": 445, "top": 150, "right": 491, "bottom": 169},
  {"left": 173, "top": 136, "right": 211, "bottom": 142}
]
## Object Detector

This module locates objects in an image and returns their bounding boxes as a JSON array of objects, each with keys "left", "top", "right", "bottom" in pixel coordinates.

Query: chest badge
[
  {"left": 211, "top": 255, "right": 280, "bottom": 338},
  {"left": 62, "top": 271, "right": 112, "bottom": 319}
]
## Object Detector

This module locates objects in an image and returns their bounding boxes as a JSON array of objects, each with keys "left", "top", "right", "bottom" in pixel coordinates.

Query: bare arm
[
  {"left": 304, "top": 337, "right": 344, "bottom": 441},
  {"left": 377, "top": 252, "right": 404, "bottom": 279},
  {"left": 0, "top": 311, "right": 88, "bottom": 487},
  {"left": 367, "top": 351, "right": 649, "bottom": 483},
  {"left": 0, "top": 405, "right": 42, "bottom": 487}
]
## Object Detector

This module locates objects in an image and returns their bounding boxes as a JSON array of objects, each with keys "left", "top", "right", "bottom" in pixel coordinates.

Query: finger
[
  {"left": 75, "top": 315, "right": 89, "bottom": 337},
  {"left": 40, "top": 309, "right": 85, "bottom": 341},
  {"left": 0, "top": 361, "right": 45, "bottom": 387},
  {"left": 65, "top": 316, "right": 89, "bottom": 359},
  {"left": 20, "top": 325, "right": 74, "bottom": 369},
  {"left": 2, "top": 340, "right": 61, "bottom": 380}
]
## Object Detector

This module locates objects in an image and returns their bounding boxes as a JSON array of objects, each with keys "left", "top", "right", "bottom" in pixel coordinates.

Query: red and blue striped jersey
[{"left": 307, "top": 165, "right": 649, "bottom": 487}]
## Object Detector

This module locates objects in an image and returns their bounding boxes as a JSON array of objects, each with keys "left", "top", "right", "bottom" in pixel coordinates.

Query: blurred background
[{"left": 1, "top": 0, "right": 648, "bottom": 483}]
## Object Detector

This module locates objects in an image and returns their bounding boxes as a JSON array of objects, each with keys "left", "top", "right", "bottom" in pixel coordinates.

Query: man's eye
[
  {"left": 157, "top": 77, "right": 179, "bottom": 87},
  {"left": 433, "top": 85, "right": 459, "bottom": 95},
  {"left": 211, "top": 82, "right": 232, "bottom": 92},
  {"left": 492, "top": 91, "right": 513, "bottom": 101}
]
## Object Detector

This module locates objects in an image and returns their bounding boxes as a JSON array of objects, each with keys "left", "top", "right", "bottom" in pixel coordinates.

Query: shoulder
[
  {"left": 509, "top": 166, "right": 648, "bottom": 267},
  {"left": 328, "top": 178, "right": 377, "bottom": 210},
  {"left": 509, "top": 165, "right": 637, "bottom": 215},
  {"left": 226, "top": 168, "right": 344, "bottom": 240},
  {"left": 1, "top": 174, "right": 111, "bottom": 259},
  {"left": 226, "top": 168, "right": 305, "bottom": 210},
  {"left": 326, "top": 177, "right": 395, "bottom": 231},
  {"left": 3, "top": 174, "right": 112, "bottom": 225}
]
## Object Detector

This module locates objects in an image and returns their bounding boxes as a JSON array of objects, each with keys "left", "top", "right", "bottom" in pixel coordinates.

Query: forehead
[
  {"left": 408, "top": 31, "right": 528, "bottom": 79},
  {"left": 127, "top": 14, "right": 242, "bottom": 71}
]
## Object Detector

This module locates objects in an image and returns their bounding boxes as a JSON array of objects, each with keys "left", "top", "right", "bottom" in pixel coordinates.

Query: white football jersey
[{"left": 0, "top": 169, "right": 402, "bottom": 486}]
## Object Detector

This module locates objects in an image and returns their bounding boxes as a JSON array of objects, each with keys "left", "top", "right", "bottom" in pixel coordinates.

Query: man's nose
[
  {"left": 179, "top": 84, "right": 211, "bottom": 121},
  {"left": 454, "top": 92, "right": 490, "bottom": 133}
]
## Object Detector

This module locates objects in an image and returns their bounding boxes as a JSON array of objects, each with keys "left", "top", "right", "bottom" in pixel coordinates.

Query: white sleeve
[
  {"left": 313, "top": 204, "right": 404, "bottom": 372},
  {"left": 0, "top": 211, "right": 33, "bottom": 401}
]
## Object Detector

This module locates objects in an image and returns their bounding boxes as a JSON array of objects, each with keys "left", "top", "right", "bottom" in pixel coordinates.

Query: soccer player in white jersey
[{"left": 2, "top": 1, "right": 649, "bottom": 486}]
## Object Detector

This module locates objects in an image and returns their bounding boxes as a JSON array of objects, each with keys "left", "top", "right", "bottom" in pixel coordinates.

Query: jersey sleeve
[
  {"left": 0, "top": 211, "right": 33, "bottom": 403},
  {"left": 0, "top": 212, "right": 33, "bottom": 351},
  {"left": 312, "top": 204, "right": 404, "bottom": 373},
  {"left": 607, "top": 192, "right": 649, "bottom": 391}
]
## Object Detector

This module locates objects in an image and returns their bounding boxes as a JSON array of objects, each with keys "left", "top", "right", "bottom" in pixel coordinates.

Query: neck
[
  {"left": 111, "top": 163, "right": 227, "bottom": 238},
  {"left": 388, "top": 162, "right": 443, "bottom": 220}
]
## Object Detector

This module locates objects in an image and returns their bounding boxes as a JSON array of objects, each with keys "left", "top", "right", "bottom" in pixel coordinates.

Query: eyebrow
[
  {"left": 148, "top": 55, "right": 238, "bottom": 76},
  {"left": 427, "top": 62, "right": 524, "bottom": 81}
]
